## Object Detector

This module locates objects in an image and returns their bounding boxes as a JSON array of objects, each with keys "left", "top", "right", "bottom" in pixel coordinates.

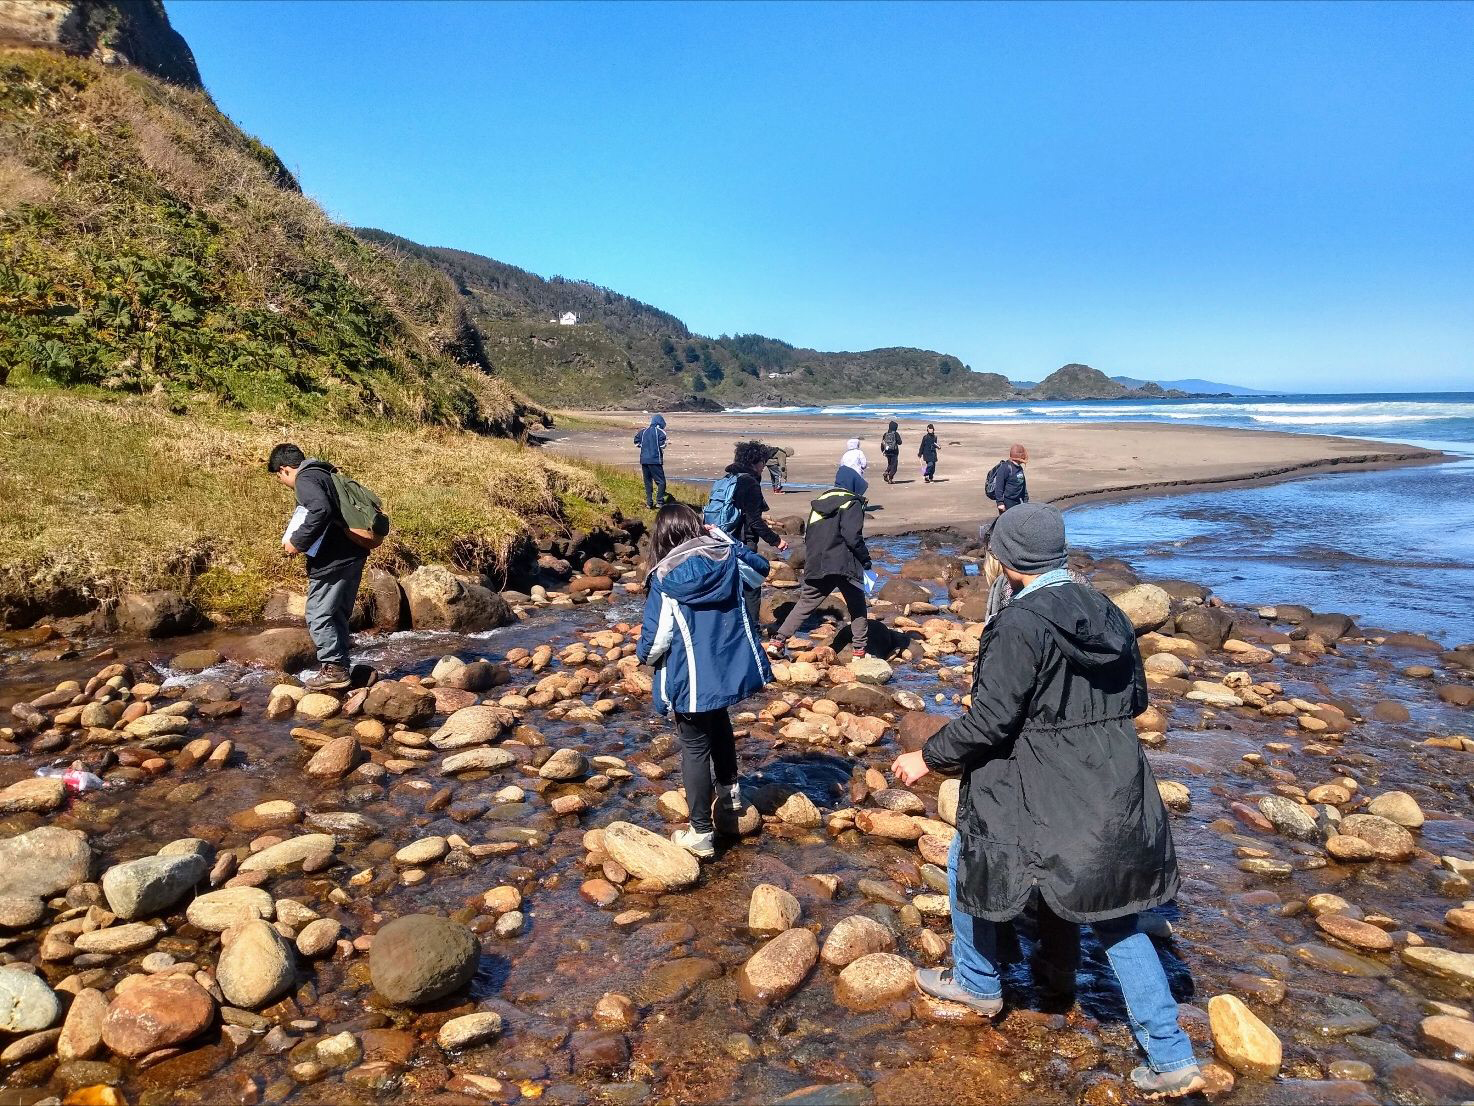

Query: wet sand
[{"left": 545, "top": 413, "right": 1445, "bottom": 534}]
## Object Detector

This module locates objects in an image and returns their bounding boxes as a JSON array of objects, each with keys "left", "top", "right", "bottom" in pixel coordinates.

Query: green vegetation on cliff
[
  {"left": 362, "top": 230, "right": 1017, "bottom": 410},
  {"left": 0, "top": 391, "right": 655, "bottom": 628},
  {"left": 1029, "top": 363, "right": 1133, "bottom": 401},
  {"left": 0, "top": 49, "right": 537, "bottom": 434}
]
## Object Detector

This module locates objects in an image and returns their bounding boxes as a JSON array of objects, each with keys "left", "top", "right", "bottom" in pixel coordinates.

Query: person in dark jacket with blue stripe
[
  {"left": 638, "top": 503, "right": 772, "bottom": 859},
  {"left": 770, "top": 465, "right": 872, "bottom": 658},
  {"left": 633, "top": 414, "right": 669, "bottom": 508}
]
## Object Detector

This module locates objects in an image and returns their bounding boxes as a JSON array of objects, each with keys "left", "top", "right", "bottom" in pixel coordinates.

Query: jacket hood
[
  {"left": 650, "top": 415, "right": 666, "bottom": 428},
  {"left": 845, "top": 437, "right": 862, "bottom": 450},
  {"left": 1016, "top": 582, "right": 1135, "bottom": 674},
  {"left": 833, "top": 466, "right": 868, "bottom": 497},
  {"left": 651, "top": 536, "right": 743, "bottom": 607},
  {"left": 810, "top": 486, "right": 861, "bottom": 519},
  {"left": 887, "top": 420, "right": 898, "bottom": 431}
]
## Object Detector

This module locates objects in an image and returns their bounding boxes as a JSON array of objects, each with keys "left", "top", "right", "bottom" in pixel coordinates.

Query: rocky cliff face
[{"left": 0, "top": 0, "right": 201, "bottom": 87}]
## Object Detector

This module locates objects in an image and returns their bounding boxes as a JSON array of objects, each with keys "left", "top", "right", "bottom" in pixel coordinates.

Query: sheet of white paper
[{"left": 283, "top": 505, "right": 324, "bottom": 557}]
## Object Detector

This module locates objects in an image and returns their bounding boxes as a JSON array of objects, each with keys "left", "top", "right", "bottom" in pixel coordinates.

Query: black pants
[
  {"left": 883, "top": 451, "right": 899, "bottom": 481},
  {"left": 674, "top": 708, "right": 738, "bottom": 834},
  {"left": 775, "top": 574, "right": 868, "bottom": 653},
  {"left": 641, "top": 463, "right": 666, "bottom": 507}
]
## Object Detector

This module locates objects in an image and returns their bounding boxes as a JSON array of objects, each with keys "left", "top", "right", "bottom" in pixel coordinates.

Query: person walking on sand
[
  {"left": 769, "top": 465, "right": 872, "bottom": 660},
  {"left": 765, "top": 445, "right": 793, "bottom": 493},
  {"left": 890, "top": 504, "right": 1203, "bottom": 1100},
  {"left": 918, "top": 423, "right": 941, "bottom": 482},
  {"left": 633, "top": 414, "right": 669, "bottom": 508},
  {"left": 268, "top": 443, "right": 374, "bottom": 692},
  {"left": 638, "top": 502, "right": 772, "bottom": 859},
  {"left": 986, "top": 443, "right": 1030, "bottom": 513},
  {"left": 839, "top": 436, "right": 868, "bottom": 477},
  {"left": 880, "top": 420, "right": 903, "bottom": 483}
]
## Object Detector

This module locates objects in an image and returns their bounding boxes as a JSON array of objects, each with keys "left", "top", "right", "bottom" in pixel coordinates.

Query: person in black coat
[
  {"left": 891, "top": 504, "right": 1202, "bottom": 1099},
  {"left": 769, "top": 466, "right": 871, "bottom": 657},
  {"left": 918, "top": 423, "right": 940, "bottom": 482},
  {"left": 718, "top": 441, "right": 789, "bottom": 627},
  {"left": 880, "top": 421, "right": 902, "bottom": 483},
  {"left": 987, "top": 443, "right": 1030, "bottom": 513}
]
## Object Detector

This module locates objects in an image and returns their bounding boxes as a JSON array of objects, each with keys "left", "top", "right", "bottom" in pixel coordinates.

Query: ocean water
[{"left": 736, "top": 393, "right": 1474, "bottom": 642}]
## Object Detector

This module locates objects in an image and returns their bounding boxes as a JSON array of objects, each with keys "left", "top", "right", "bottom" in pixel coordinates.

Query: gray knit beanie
[{"left": 989, "top": 503, "right": 1067, "bottom": 573}]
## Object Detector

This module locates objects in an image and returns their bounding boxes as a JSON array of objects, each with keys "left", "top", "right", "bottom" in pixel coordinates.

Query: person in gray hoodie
[{"left": 633, "top": 415, "right": 669, "bottom": 508}]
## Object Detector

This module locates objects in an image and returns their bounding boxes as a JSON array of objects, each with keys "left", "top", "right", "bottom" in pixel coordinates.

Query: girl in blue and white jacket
[{"left": 637, "top": 502, "right": 772, "bottom": 858}]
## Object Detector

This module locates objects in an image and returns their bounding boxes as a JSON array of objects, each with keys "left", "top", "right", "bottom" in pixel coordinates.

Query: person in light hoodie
[
  {"left": 638, "top": 503, "right": 772, "bottom": 859},
  {"left": 839, "top": 436, "right": 867, "bottom": 476}
]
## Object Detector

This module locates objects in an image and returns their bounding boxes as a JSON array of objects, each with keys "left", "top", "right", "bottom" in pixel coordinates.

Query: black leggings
[
  {"left": 674, "top": 708, "right": 738, "bottom": 834},
  {"left": 883, "top": 451, "right": 898, "bottom": 480}
]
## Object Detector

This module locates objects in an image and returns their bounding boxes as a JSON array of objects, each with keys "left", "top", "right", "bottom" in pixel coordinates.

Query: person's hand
[
  {"left": 777, "top": 538, "right": 789, "bottom": 553},
  {"left": 997, "top": 503, "right": 1006, "bottom": 513},
  {"left": 891, "top": 750, "right": 930, "bottom": 786},
  {"left": 282, "top": 541, "right": 301, "bottom": 556}
]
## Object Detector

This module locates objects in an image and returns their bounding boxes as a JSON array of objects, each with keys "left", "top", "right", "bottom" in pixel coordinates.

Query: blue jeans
[{"left": 947, "top": 836, "right": 1197, "bottom": 1074}]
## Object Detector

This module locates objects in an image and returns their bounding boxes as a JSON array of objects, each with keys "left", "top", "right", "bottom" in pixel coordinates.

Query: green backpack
[{"left": 329, "top": 471, "right": 390, "bottom": 550}]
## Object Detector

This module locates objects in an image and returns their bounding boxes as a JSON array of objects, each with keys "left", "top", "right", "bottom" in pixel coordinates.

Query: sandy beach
[{"left": 543, "top": 412, "right": 1446, "bottom": 534}]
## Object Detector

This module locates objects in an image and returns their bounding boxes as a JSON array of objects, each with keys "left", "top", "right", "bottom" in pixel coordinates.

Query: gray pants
[
  {"left": 305, "top": 560, "right": 364, "bottom": 669},
  {"left": 775, "top": 574, "right": 868, "bottom": 653}
]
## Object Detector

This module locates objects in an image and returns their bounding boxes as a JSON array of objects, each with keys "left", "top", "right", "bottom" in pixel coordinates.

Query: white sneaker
[{"left": 671, "top": 827, "right": 715, "bottom": 859}]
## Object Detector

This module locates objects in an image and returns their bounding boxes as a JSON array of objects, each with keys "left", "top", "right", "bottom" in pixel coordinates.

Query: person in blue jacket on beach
[
  {"left": 633, "top": 414, "right": 669, "bottom": 508},
  {"left": 638, "top": 502, "right": 772, "bottom": 859}
]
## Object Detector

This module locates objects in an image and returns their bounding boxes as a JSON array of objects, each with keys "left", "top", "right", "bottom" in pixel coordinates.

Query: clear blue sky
[{"left": 166, "top": 0, "right": 1472, "bottom": 392}]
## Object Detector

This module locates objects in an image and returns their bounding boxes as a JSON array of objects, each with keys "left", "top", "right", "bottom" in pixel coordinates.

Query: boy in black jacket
[
  {"left": 770, "top": 466, "right": 872, "bottom": 658},
  {"left": 268, "top": 443, "right": 369, "bottom": 691}
]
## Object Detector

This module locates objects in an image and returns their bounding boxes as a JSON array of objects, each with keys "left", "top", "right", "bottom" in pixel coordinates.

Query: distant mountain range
[{"left": 1110, "top": 376, "right": 1270, "bottom": 396}]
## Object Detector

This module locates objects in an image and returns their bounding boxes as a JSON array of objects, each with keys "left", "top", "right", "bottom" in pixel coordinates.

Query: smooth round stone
[
  {"left": 394, "top": 837, "right": 449, "bottom": 866},
  {"left": 1328, "top": 1060, "right": 1375, "bottom": 1082},
  {"left": 1315, "top": 913, "right": 1394, "bottom": 952},
  {"left": 1292, "top": 942, "right": 1390, "bottom": 978}
]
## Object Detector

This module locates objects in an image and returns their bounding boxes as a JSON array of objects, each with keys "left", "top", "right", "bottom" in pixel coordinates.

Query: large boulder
[
  {"left": 1294, "top": 613, "right": 1357, "bottom": 644},
  {"left": 430, "top": 656, "right": 510, "bottom": 692},
  {"left": 601, "top": 822, "right": 701, "bottom": 890},
  {"left": 1111, "top": 585, "right": 1172, "bottom": 634},
  {"left": 0, "top": 827, "right": 92, "bottom": 900},
  {"left": 102, "top": 853, "right": 207, "bottom": 921},
  {"left": 879, "top": 578, "right": 932, "bottom": 606},
  {"left": 737, "top": 928, "right": 819, "bottom": 1004},
  {"left": 1174, "top": 606, "right": 1236, "bottom": 651},
  {"left": 362, "top": 567, "right": 406, "bottom": 632},
  {"left": 820, "top": 915, "right": 896, "bottom": 968},
  {"left": 369, "top": 914, "right": 479, "bottom": 1005},
  {"left": 239, "top": 833, "right": 335, "bottom": 875},
  {"left": 429, "top": 705, "right": 514, "bottom": 751},
  {"left": 229, "top": 628, "right": 317, "bottom": 673},
  {"left": 898, "top": 712, "right": 949, "bottom": 754},
  {"left": 217, "top": 919, "right": 295, "bottom": 1008},
  {"left": 0, "top": 969, "right": 60, "bottom": 1032},
  {"left": 402, "top": 566, "right": 514, "bottom": 632},
  {"left": 115, "top": 590, "right": 205, "bottom": 638},
  {"left": 836, "top": 952, "right": 916, "bottom": 1010},
  {"left": 100, "top": 976, "right": 214, "bottom": 1058},
  {"left": 362, "top": 680, "right": 436, "bottom": 727}
]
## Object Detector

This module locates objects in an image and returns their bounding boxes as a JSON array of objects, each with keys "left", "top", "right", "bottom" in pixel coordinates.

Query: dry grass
[{"left": 0, "top": 390, "right": 651, "bottom": 625}]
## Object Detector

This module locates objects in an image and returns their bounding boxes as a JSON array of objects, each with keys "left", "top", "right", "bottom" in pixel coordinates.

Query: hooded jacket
[
  {"left": 839, "top": 438, "right": 868, "bottom": 475},
  {"left": 918, "top": 430, "right": 940, "bottom": 463},
  {"left": 633, "top": 416, "right": 668, "bottom": 465},
  {"left": 286, "top": 460, "right": 369, "bottom": 580},
  {"left": 989, "top": 458, "right": 1029, "bottom": 509},
  {"left": 802, "top": 467, "right": 871, "bottom": 582},
  {"left": 921, "top": 579, "right": 1178, "bottom": 923},
  {"left": 637, "top": 532, "right": 772, "bottom": 715}
]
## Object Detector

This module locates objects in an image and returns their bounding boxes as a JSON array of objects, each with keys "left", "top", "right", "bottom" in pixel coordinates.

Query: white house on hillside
[{"left": 555, "top": 312, "right": 578, "bottom": 326}]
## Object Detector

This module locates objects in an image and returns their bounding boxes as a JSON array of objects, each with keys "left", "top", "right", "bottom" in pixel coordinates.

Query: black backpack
[
  {"left": 881, "top": 429, "right": 901, "bottom": 452},
  {"left": 985, "top": 461, "right": 1009, "bottom": 502}
]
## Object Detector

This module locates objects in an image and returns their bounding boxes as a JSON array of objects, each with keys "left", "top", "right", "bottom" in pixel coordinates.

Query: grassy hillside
[
  {"left": 1030, "top": 363, "right": 1133, "bottom": 400},
  {"left": 0, "top": 48, "right": 538, "bottom": 434},
  {"left": 0, "top": 390, "right": 653, "bottom": 628},
  {"left": 363, "top": 230, "right": 1017, "bottom": 410}
]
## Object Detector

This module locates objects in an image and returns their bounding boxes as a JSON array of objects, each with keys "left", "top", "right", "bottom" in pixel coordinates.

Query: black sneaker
[{"left": 305, "top": 663, "right": 351, "bottom": 692}]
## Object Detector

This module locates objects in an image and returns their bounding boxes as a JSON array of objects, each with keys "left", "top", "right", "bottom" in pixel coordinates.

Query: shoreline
[{"left": 544, "top": 411, "right": 1449, "bottom": 537}]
